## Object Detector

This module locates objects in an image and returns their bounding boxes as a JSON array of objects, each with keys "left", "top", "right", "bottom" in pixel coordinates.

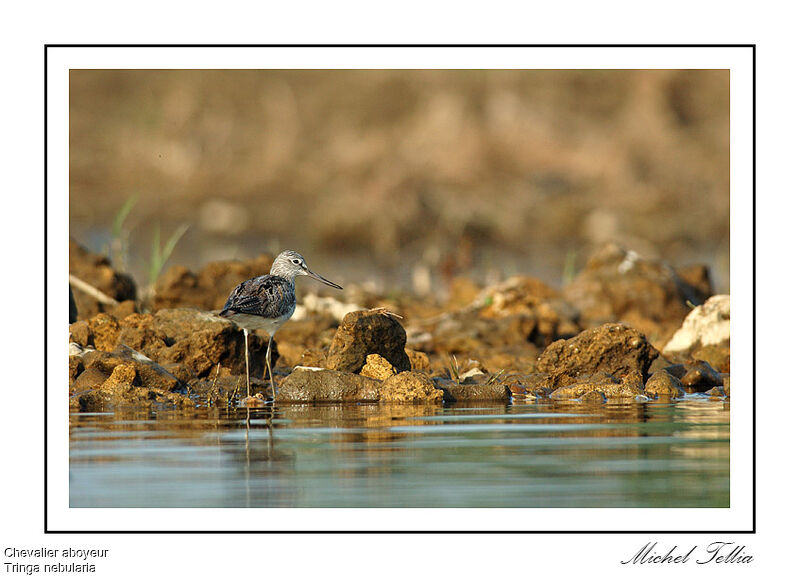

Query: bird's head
[{"left": 270, "top": 250, "right": 343, "bottom": 289}]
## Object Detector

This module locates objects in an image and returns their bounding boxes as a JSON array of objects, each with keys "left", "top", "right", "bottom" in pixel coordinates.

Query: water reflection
[{"left": 69, "top": 398, "right": 729, "bottom": 508}]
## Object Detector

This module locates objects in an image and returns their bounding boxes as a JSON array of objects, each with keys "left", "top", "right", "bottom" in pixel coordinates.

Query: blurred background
[{"left": 69, "top": 69, "right": 729, "bottom": 295}]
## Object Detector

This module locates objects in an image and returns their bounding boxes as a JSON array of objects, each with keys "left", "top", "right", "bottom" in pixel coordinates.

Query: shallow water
[{"left": 69, "top": 397, "right": 729, "bottom": 508}]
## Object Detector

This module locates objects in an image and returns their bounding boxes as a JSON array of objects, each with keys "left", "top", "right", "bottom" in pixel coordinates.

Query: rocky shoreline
[{"left": 68, "top": 239, "right": 730, "bottom": 410}]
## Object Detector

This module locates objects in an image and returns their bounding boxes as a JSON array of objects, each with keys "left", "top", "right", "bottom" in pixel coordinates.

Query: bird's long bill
[{"left": 306, "top": 269, "right": 343, "bottom": 290}]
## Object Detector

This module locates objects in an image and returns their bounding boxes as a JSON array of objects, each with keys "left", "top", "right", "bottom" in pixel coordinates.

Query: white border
[{"left": 49, "top": 46, "right": 753, "bottom": 532}]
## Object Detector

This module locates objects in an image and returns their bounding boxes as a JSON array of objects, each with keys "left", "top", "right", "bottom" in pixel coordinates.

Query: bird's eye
[{"left": 292, "top": 259, "right": 301, "bottom": 265}]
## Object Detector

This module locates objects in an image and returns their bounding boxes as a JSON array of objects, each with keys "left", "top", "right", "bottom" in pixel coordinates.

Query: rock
[
  {"left": 276, "top": 368, "right": 381, "bottom": 402},
  {"left": 326, "top": 309, "right": 411, "bottom": 373},
  {"left": 662, "top": 293, "right": 730, "bottom": 372},
  {"left": 691, "top": 344, "right": 730, "bottom": 373},
  {"left": 579, "top": 390, "right": 606, "bottom": 403},
  {"left": 434, "top": 379, "right": 511, "bottom": 402},
  {"left": 380, "top": 372, "right": 443, "bottom": 403},
  {"left": 69, "top": 347, "right": 193, "bottom": 410},
  {"left": 151, "top": 254, "right": 274, "bottom": 311},
  {"left": 477, "top": 275, "right": 560, "bottom": 318},
  {"left": 72, "top": 366, "right": 108, "bottom": 393},
  {"left": 86, "top": 313, "right": 121, "bottom": 351},
  {"left": 161, "top": 362, "right": 198, "bottom": 385},
  {"left": 408, "top": 310, "right": 542, "bottom": 355},
  {"left": 644, "top": 369, "right": 685, "bottom": 398},
  {"left": 109, "top": 300, "right": 138, "bottom": 319},
  {"left": 536, "top": 323, "right": 659, "bottom": 380},
  {"left": 550, "top": 371, "right": 644, "bottom": 400},
  {"left": 663, "top": 360, "right": 723, "bottom": 393},
  {"left": 69, "top": 320, "right": 92, "bottom": 348},
  {"left": 116, "top": 313, "right": 167, "bottom": 353},
  {"left": 100, "top": 363, "right": 140, "bottom": 395},
  {"left": 664, "top": 294, "right": 730, "bottom": 354},
  {"left": 410, "top": 276, "right": 579, "bottom": 354},
  {"left": 360, "top": 354, "right": 397, "bottom": 380},
  {"left": 501, "top": 373, "right": 552, "bottom": 398},
  {"left": 476, "top": 276, "right": 580, "bottom": 347},
  {"left": 723, "top": 374, "right": 730, "bottom": 396},
  {"left": 108, "top": 308, "right": 275, "bottom": 379},
  {"left": 622, "top": 369, "right": 645, "bottom": 390},
  {"left": 273, "top": 316, "right": 339, "bottom": 367},
  {"left": 69, "top": 356, "right": 84, "bottom": 386},
  {"left": 405, "top": 348, "right": 431, "bottom": 371},
  {"left": 82, "top": 345, "right": 183, "bottom": 392},
  {"left": 563, "top": 243, "right": 712, "bottom": 344},
  {"left": 707, "top": 386, "right": 726, "bottom": 398},
  {"left": 69, "top": 239, "right": 137, "bottom": 320}
]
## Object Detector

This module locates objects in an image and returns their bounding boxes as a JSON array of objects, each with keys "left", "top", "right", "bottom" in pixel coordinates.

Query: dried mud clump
[
  {"left": 326, "top": 309, "right": 411, "bottom": 373},
  {"left": 151, "top": 254, "right": 274, "bottom": 311},
  {"left": 69, "top": 239, "right": 137, "bottom": 320}
]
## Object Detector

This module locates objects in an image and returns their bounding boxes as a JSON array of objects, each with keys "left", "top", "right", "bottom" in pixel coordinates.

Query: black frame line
[{"left": 48, "top": 43, "right": 755, "bottom": 534}]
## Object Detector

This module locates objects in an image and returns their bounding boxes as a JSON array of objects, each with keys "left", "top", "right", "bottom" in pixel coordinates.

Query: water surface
[{"left": 69, "top": 398, "right": 729, "bottom": 508}]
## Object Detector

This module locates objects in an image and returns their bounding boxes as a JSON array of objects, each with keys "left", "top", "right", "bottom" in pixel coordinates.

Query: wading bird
[{"left": 220, "top": 250, "right": 342, "bottom": 400}]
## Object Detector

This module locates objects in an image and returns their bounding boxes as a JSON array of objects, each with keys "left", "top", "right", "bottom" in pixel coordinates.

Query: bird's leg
[
  {"left": 243, "top": 328, "right": 250, "bottom": 398},
  {"left": 265, "top": 335, "right": 276, "bottom": 401}
]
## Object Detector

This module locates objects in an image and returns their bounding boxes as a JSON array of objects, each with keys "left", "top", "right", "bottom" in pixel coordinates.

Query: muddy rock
[
  {"left": 644, "top": 369, "right": 685, "bottom": 398},
  {"left": 72, "top": 366, "right": 108, "bottom": 392},
  {"left": 69, "top": 321, "right": 92, "bottom": 348},
  {"left": 70, "top": 352, "right": 192, "bottom": 410},
  {"left": 380, "top": 372, "right": 443, "bottom": 403},
  {"left": 691, "top": 344, "right": 730, "bottom": 373},
  {"left": 100, "top": 363, "right": 141, "bottom": 395},
  {"left": 69, "top": 239, "right": 138, "bottom": 320},
  {"left": 188, "top": 373, "right": 270, "bottom": 404},
  {"left": 273, "top": 316, "right": 339, "bottom": 367},
  {"left": 501, "top": 373, "right": 552, "bottom": 398},
  {"left": 151, "top": 254, "right": 274, "bottom": 311},
  {"left": 360, "top": 354, "right": 397, "bottom": 380},
  {"left": 579, "top": 390, "right": 607, "bottom": 403},
  {"left": 434, "top": 379, "right": 511, "bottom": 402},
  {"left": 71, "top": 308, "right": 271, "bottom": 379},
  {"left": 326, "top": 309, "right": 411, "bottom": 373},
  {"left": 81, "top": 345, "right": 184, "bottom": 392},
  {"left": 277, "top": 368, "right": 381, "bottom": 402},
  {"left": 664, "top": 294, "right": 730, "bottom": 367},
  {"left": 536, "top": 323, "right": 659, "bottom": 381},
  {"left": 409, "top": 311, "right": 538, "bottom": 354},
  {"left": 477, "top": 275, "right": 559, "bottom": 318},
  {"left": 148, "top": 308, "right": 275, "bottom": 378},
  {"left": 116, "top": 313, "right": 168, "bottom": 353},
  {"left": 476, "top": 276, "right": 580, "bottom": 346},
  {"left": 87, "top": 313, "right": 121, "bottom": 351},
  {"left": 551, "top": 371, "right": 644, "bottom": 400},
  {"left": 69, "top": 356, "right": 84, "bottom": 385},
  {"left": 405, "top": 348, "right": 431, "bottom": 371},
  {"left": 410, "top": 277, "right": 579, "bottom": 354},
  {"left": 663, "top": 360, "right": 723, "bottom": 393},
  {"left": 563, "top": 243, "right": 712, "bottom": 344}
]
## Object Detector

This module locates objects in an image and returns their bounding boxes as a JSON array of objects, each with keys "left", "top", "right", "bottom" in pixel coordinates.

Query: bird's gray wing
[
  {"left": 221, "top": 276, "right": 294, "bottom": 318},
  {"left": 221, "top": 276, "right": 268, "bottom": 316}
]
